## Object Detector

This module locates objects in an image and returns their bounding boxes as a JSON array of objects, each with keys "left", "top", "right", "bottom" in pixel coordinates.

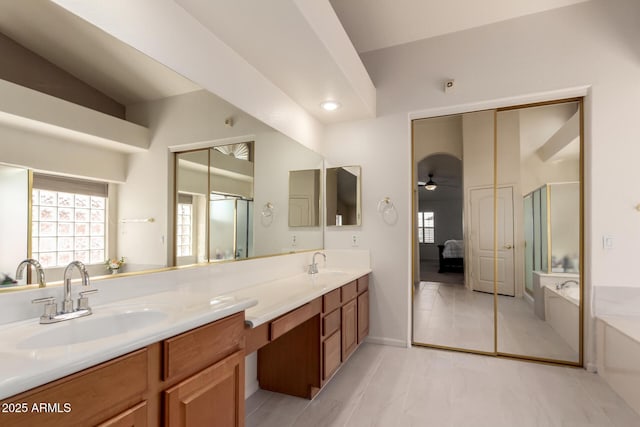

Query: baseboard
[{"left": 364, "top": 336, "right": 407, "bottom": 347}]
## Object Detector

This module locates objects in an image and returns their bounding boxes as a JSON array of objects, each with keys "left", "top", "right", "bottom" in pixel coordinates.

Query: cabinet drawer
[
  {"left": 323, "top": 331, "right": 341, "bottom": 380},
  {"left": 0, "top": 349, "right": 147, "bottom": 427},
  {"left": 245, "top": 322, "right": 269, "bottom": 354},
  {"left": 270, "top": 297, "right": 321, "bottom": 341},
  {"left": 97, "top": 401, "right": 147, "bottom": 427},
  {"left": 323, "top": 288, "right": 341, "bottom": 313},
  {"left": 164, "top": 312, "right": 244, "bottom": 381},
  {"left": 341, "top": 281, "right": 357, "bottom": 303},
  {"left": 357, "top": 275, "right": 369, "bottom": 294},
  {"left": 322, "top": 308, "right": 341, "bottom": 338}
]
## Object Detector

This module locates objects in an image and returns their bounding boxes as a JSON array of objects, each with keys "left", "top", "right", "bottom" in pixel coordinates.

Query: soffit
[
  {"left": 174, "top": 0, "right": 375, "bottom": 124},
  {"left": 330, "top": 0, "right": 590, "bottom": 53}
]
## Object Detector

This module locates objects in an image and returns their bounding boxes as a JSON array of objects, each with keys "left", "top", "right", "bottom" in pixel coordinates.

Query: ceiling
[
  {"left": 0, "top": 0, "right": 591, "bottom": 126},
  {"left": 329, "top": 0, "right": 591, "bottom": 53},
  {"left": 173, "top": 0, "right": 375, "bottom": 124}
]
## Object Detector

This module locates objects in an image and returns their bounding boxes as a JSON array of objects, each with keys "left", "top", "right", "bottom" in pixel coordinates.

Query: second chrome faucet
[{"left": 308, "top": 252, "right": 326, "bottom": 275}]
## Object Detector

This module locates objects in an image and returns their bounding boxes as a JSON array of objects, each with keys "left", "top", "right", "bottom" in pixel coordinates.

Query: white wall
[
  {"left": 322, "top": 0, "right": 640, "bottom": 361},
  {"left": 0, "top": 165, "right": 28, "bottom": 277}
]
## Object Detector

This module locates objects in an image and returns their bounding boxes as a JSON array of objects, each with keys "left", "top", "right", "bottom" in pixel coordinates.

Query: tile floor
[
  {"left": 246, "top": 343, "right": 640, "bottom": 427},
  {"left": 413, "top": 281, "right": 577, "bottom": 361}
]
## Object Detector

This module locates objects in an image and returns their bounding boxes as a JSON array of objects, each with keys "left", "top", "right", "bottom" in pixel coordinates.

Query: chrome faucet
[
  {"left": 15, "top": 259, "right": 46, "bottom": 288},
  {"left": 308, "top": 252, "right": 326, "bottom": 275},
  {"left": 556, "top": 279, "right": 579, "bottom": 290},
  {"left": 31, "top": 260, "right": 97, "bottom": 324},
  {"left": 62, "top": 261, "right": 90, "bottom": 313}
]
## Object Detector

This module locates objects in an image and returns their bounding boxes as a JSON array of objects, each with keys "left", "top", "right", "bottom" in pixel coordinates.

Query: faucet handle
[
  {"left": 77, "top": 289, "right": 98, "bottom": 310},
  {"left": 32, "top": 296, "right": 57, "bottom": 319}
]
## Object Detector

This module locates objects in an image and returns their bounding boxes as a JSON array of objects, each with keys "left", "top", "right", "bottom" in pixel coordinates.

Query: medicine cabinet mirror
[{"left": 326, "top": 166, "right": 361, "bottom": 227}]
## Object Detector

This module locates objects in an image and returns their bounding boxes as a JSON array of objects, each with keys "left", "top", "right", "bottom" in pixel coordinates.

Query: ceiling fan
[{"left": 418, "top": 173, "right": 438, "bottom": 191}]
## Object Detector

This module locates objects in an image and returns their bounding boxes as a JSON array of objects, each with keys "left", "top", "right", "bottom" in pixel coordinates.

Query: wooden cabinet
[
  {"left": 341, "top": 299, "right": 358, "bottom": 360},
  {"left": 0, "top": 312, "right": 246, "bottom": 427},
  {"left": 165, "top": 350, "right": 244, "bottom": 427},
  {"left": 97, "top": 401, "right": 148, "bottom": 427},
  {"left": 255, "top": 274, "right": 370, "bottom": 399},
  {"left": 358, "top": 290, "right": 369, "bottom": 343},
  {"left": 0, "top": 348, "right": 148, "bottom": 427},
  {"left": 323, "top": 330, "right": 342, "bottom": 380}
]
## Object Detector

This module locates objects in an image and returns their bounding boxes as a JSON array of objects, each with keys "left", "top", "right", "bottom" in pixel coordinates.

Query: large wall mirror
[
  {"left": 326, "top": 166, "right": 361, "bottom": 226},
  {"left": 412, "top": 99, "right": 582, "bottom": 365},
  {"left": 0, "top": 3, "right": 324, "bottom": 291}
]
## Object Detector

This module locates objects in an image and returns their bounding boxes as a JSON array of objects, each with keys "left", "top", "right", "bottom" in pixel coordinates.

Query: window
[
  {"left": 176, "top": 195, "right": 193, "bottom": 257},
  {"left": 418, "top": 211, "right": 435, "bottom": 244},
  {"left": 31, "top": 174, "right": 108, "bottom": 267}
]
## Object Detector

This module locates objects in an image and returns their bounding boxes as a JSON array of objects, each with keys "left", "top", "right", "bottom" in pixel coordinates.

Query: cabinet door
[
  {"left": 358, "top": 290, "right": 369, "bottom": 343},
  {"left": 341, "top": 299, "right": 358, "bottom": 361},
  {"left": 165, "top": 350, "right": 244, "bottom": 427},
  {"left": 97, "top": 401, "right": 147, "bottom": 427},
  {"left": 323, "top": 330, "right": 341, "bottom": 380}
]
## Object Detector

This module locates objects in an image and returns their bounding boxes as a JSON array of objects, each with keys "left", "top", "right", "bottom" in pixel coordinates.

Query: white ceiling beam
[
  {"left": 294, "top": 0, "right": 376, "bottom": 117},
  {"left": 536, "top": 110, "right": 579, "bottom": 162},
  {"left": 51, "top": 0, "right": 325, "bottom": 154}
]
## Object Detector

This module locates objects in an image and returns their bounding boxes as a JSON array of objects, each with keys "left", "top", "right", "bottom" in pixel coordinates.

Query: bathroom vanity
[
  {"left": 0, "top": 312, "right": 246, "bottom": 426},
  {"left": 0, "top": 251, "right": 371, "bottom": 426},
  {"left": 247, "top": 274, "right": 369, "bottom": 399}
]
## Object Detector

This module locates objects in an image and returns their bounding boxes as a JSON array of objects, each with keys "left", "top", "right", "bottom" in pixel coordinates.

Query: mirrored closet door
[
  {"left": 496, "top": 101, "right": 582, "bottom": 364},
  {"left": 412, "top": 109, "right": 496, "bottom": 355},
  {"left": 412, "top": 99, "right": 583, "bottom": 366}
]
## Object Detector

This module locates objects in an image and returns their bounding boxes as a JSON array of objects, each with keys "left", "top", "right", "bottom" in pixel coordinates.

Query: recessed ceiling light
[{"left": 320, "top": 100, "right": 341, "bottom": 111}]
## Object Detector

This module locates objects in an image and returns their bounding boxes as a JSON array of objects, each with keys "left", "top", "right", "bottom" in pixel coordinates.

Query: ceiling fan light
[{"left": 424, "top": 174, "right": 437, "bottom": 191}]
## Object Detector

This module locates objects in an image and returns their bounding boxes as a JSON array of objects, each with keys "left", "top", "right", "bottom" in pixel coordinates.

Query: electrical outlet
[
  {"left": 292, "top": 235, "right": 297, "bottom": 247},
  {"left": 352, "top": 235, "right": 358, "bottom": 247}
]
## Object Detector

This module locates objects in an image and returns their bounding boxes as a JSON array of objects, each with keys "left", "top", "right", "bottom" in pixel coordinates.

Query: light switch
[{"left": 603, "top": 235, "right": 614, "bottom": 249}]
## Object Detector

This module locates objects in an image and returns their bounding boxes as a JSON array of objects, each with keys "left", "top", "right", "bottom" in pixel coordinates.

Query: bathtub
[
  {"left": 544, "top": 284, "right": 580, "bottom": 353},
  {"left": 596, "top": 315, "right": 640, "bottom": 416}
]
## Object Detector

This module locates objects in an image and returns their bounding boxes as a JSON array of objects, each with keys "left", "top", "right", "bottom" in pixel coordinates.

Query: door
[
  {"left": 164, "top": 350, "right": 244, "bottom": 427},
  {"left": 341, "top": 299, "right": 358, "bottom": 361},
  {"left": 470, "top": 186, "right": 515, "bottom": 296}
]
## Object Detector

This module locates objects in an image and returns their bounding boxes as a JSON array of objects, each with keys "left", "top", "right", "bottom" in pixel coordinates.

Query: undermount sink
[{"left": 17, "top": 309, "right": 168, "bottom": 350}]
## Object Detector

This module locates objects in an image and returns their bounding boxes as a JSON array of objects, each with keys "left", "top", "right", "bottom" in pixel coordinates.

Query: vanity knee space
[{"left": 250, "top": 274, "right": 370, "bottom": 399}]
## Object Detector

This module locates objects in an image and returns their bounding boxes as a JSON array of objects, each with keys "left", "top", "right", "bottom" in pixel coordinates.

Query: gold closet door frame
[{"left": 411, "top": 97, "right": 584, "bottom": 368}]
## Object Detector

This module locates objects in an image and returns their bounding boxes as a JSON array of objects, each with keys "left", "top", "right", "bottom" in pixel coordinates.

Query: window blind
[{"left": 32, "top": 173, "right": 108, "bottom": 197}]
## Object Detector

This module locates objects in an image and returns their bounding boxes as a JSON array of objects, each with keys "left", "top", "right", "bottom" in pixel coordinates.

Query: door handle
[{"left": 504, "top": 244, "right": 513, "bottom": 249}]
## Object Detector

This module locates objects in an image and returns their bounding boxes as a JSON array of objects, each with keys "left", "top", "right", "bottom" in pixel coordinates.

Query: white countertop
[
  {"left": 597, "top": 314, "right": 640, "bottom": 344},
  {"left": 232, "top": 268, "right": 371, "bottom": 327},
  {"left": 0, "top": 290, "right": 256, "bottom": 400},
  {"left": 0, "top": 265, "right": 370, "bottom": 400}
]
